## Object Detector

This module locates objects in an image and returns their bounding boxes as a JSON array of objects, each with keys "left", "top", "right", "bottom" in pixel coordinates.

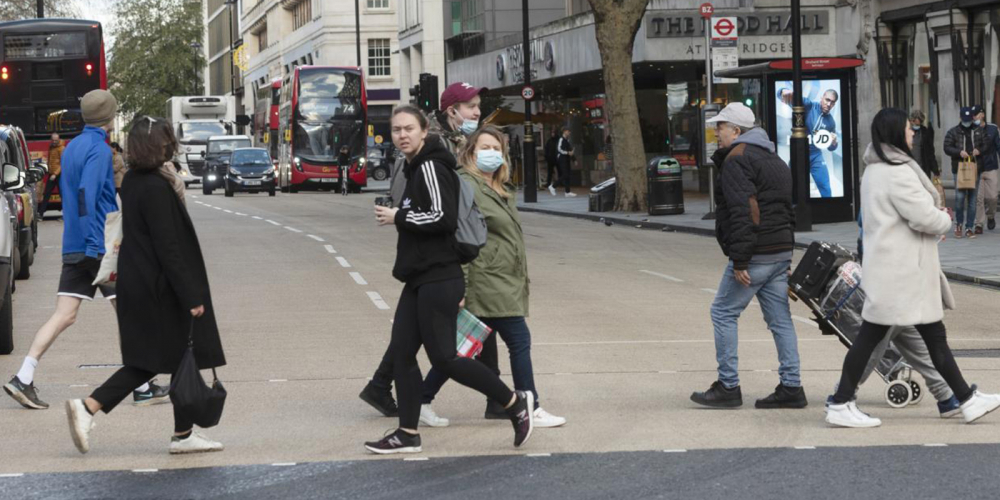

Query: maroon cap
[{"left": 440, "top": 82, "right": 486, "bottom": 110}]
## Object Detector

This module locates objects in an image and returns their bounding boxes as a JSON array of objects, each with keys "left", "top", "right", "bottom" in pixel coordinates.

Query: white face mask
[{"left": 476, "top": 149, "right": 504, "bottom": 173}]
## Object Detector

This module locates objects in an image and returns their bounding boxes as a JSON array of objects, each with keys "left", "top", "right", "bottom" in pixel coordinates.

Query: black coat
[
  {"left": 117, "top": 170, "right": 225, "bottom": 374},
  {"left": 943, "top": 124, "right": 986, "bottom": 175}
]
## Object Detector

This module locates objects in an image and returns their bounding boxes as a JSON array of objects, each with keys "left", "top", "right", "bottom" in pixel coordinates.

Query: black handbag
[{"left": 169, "top": 320, "right": 227, "bottom": 428}]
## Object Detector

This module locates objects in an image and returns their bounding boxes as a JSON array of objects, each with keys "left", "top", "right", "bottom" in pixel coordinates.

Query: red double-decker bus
[
  {"left": 254, "top": 79, "right": 280, "bottom": 161},
  {"left": 0, "top": 19, "right": 107, "bottom": 160},
  {"left": 277, "top": 66, "right": 367, "bottom": 193}
]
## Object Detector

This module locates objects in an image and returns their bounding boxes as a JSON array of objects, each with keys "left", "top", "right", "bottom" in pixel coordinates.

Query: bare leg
[{"left": 26, "top": 296, "right": 83, "bottom": 360}]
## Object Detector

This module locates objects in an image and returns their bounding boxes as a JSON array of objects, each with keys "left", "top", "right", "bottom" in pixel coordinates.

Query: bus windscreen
[{"left": 294, "top": 69, "right": 364, "bottom": 162}]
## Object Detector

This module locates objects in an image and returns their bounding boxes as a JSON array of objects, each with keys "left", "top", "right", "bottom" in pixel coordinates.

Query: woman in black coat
[{"left": 65, "top": 116, "right": 226, "bottom": 456}]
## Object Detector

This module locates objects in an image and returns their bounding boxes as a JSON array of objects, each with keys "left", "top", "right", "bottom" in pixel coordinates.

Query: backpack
[{"left": 454, "top": 174, "right": 487, "bottom": 264}]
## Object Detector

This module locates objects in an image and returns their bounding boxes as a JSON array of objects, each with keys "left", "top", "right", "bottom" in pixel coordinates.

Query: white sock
[
  {"left": 17, "top": 357, "right": 38, "bottom": 385},
  {"left": 135, "top": 382, "right": 150, "bottom": 393}
]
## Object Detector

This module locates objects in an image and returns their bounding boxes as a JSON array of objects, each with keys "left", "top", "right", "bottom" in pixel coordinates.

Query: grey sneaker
[
  {"left": 4, "top": 376, "right": 49, "bottom": 409},
  {"left": 133, "top": 379, "right": 170, "bottom": 406}
]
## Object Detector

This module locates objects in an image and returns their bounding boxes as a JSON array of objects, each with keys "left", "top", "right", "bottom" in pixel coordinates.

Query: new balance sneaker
[
  {"left": 4, "top": 376, "right": 48, "bottom": 409},
  {"left": 65, "top": 399, "right": 95, "bottom": 454},
  {"left": 690, "top": 381, "right": 743, "bottom": 408},
  {"left": 419, "top": 404, "right": 449, "bottom": 427},
  {"left": 533, "top": 407, "right": 566, "bottom": 428},
  {"left": 169, "top": 431, "right": 224, "bottom": 454},
  {"left": 359, "top": 382, "right": 398, "bottom": 417},
  {"left": 484, "top": 399, "right": 507, "bottom": 420},
  {"left": 960, "top": 390, "right": 1000, "bottom": 424},
  {"left": 506, "top": 391, "right": 535, "bottom": 447},
  {"left": 133, "top": 380, "right": 170, "bottom": 406},
  {"left": 825, "top": 399, "right": 881, "bottom": 428},
  {"left": 755, "top": 384, "right": 808, "bottom": 409},
  {"left": 364, "top": 429, "right": 422, "bottom": 455},
  {"left": 938, "top": 396, "right": 962, "bottom": 418},
  {"left": 548, "top": 185, "right": 557, "bottom": 196}
]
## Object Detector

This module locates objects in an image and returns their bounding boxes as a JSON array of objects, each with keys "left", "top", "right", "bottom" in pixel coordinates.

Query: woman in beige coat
[{"left": 825, "top": 108, "right": 1000, "bottom": 428}]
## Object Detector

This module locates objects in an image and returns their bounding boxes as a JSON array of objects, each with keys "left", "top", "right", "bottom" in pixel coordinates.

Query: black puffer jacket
[
  {"left": 392, "top": 134, "right": 463, "bottom": 287},
  {"left": 711, "top": 128, "right": 795, "bottom": 270},
  {"left": 943, "top": 123, "right": 986, "bottom": 175}
]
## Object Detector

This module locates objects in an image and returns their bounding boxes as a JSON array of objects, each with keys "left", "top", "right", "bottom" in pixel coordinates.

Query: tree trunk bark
[{"left": 589, "top": 0, "right": 648, "bottom": 212}]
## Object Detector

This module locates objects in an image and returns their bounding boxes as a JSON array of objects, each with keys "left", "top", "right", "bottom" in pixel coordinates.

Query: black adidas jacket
[{"left": 392, "top": 135, "right": 464, "bottom": 286}]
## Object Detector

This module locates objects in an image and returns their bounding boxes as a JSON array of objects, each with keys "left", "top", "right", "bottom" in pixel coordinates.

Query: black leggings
[
  {"left": 90, "top": 366, "right": 192, "bottom": 434},
  {"left": 833, "top": 321, "right": 973, "bottom": 404},
  {"left": 390, "top": 278, "right": 513, "bottom": 430}
]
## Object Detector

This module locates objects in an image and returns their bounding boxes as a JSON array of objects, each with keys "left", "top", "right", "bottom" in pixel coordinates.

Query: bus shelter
[{"left": 715, "top": 57, "right": 864, "bottom": 224}]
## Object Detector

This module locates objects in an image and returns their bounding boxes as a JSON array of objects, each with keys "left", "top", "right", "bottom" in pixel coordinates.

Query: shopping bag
[
  {"left": 169, "top": 321, "right": 227, "bottom": 428},
  {"left": 956, "top": 159, "right": 977, "bottom": 190},
  {"left": 932, "top": 176, "right": 946, "bottom": 208},
  {"left": 92, "top": 211, "right": 122, "bottom": 285},
  {"left": 456, "top": 308, "right": 493, "bottom": 359}
]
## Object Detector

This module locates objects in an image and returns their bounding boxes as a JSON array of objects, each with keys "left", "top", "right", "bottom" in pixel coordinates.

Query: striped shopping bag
[{"left": 456, "top": 309, "right": 493, "bottom": 358}]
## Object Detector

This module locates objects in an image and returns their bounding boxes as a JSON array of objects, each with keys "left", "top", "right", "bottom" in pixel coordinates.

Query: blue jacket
[
  {"left": 60, "top": 126, "right": 118, "bottom": 258},
  {"left": 982, "top": 123, "right": 1000, "bottom": 172}
]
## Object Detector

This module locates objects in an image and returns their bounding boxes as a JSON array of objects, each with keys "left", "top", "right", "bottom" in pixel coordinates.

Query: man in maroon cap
[{"left": 429, "top": 82, "right": 486, "bottom": 155}]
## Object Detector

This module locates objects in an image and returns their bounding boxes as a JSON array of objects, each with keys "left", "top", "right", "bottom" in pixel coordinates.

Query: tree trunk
[{"left": 588, "top": 0, "right": 648, "bottom": 212}]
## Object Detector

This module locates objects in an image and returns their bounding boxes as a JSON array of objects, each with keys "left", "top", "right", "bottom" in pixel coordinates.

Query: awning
[
  {"left": 714, "top": 57, "right": 865, "bottom": 79},
  {"left": 483, "top": 108, "right": 565, "bottom": 126}
]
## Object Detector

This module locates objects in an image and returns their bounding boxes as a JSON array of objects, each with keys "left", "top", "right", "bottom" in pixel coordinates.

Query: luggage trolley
[{"left": 789, "top": 242, "right": 924, "bottom": 408}]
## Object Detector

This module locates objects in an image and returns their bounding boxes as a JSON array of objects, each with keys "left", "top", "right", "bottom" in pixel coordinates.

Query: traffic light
[
  {"left": 409, "top": 83, "right": 421, "bottom": 107},
  {"left": 418, "top": 73, "right": 439, "bottom": 112}
]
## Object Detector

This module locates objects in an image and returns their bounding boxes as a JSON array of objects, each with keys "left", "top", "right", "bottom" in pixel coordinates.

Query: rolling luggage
[{"left": 788, "top": 241, "right": 854, "bottom": 301}]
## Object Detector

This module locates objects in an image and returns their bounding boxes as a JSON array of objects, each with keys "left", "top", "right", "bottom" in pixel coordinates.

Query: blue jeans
[
  {"left": 423, "top": 316, "right": 539, "bottom": 406},
  {"left": 711, "top": 260, "right": 802, "bottom": 388},
  {"left": 954, "top": 175, "right": 980, "bottom": 231},
  {"left": 809, "top": 151, "right": 832, "bottom": 198}
]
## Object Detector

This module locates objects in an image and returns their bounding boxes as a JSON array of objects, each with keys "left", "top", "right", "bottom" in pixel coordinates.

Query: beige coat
[{"left": 860, "top": 144, "right": 954, "bottom": 326}]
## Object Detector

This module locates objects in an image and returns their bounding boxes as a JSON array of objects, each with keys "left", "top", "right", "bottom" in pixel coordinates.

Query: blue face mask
[
  {"left": 961, "top": 121, "right": 972, "bottom": 128},
  {"left": 460, "top": 119, "right": 479, "bottom": 136},
  {"left": 911, "top": 125, "right": 920, "bottom": 131},
  {"left": 476, "top": 149, "right": 504, "bottom": 173},
  {"left": 974, "top": 120, "right": 982, "bottom": 126}
]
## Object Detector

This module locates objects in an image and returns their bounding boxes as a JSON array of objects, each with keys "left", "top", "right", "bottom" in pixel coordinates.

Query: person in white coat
[{"left": 825, "top": 108, "right": 1000, "bottom": 428}]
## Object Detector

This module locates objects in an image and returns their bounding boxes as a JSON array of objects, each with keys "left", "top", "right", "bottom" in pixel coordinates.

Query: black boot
[
  {"left": 755, "top": 384, "right": 808, "bottom": 409},
  {"left": 690, "top": 381, "right": 743, "bottom": 408},
  {"left": 359, "top": 382, "right": 398, "bottom": 417}
]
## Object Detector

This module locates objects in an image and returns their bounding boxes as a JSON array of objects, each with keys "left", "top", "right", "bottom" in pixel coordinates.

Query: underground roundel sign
[{"left": 712, "top": 17, "right": 737, "bottom": 39}]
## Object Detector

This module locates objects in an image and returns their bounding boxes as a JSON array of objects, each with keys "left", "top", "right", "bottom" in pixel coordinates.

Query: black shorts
[{"left": 57, "top": 258, "right": 116, "bottom": 300}]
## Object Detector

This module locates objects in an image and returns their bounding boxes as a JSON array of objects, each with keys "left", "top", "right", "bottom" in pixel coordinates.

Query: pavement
[
  {"left": 518, "top": 187, "right": 1000, "bottom": 289},
  {"left": 0, "top": 180, "right": 998, "bottom": 498}
]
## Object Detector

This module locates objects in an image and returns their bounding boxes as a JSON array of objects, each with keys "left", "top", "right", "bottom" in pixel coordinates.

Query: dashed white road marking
[
  {"left": 336, "top": 257, "right": 351, "bottom": 268},
  {"left": 268, "top": 379, "right": 288, "bottom": 383},
  {"left": 639, "top": 270, "right": 684, "bottom": 282},
  {"left": 701, "top": 288, "right": 717, "bottom": 294},
  {"left": 663, "top": 449, "right": 688, "bottom": 453},
  {"left": 272, "top": 463, "right": 297, "bottom": 467},
  {"left": 203, "top": 204, "right": 213, "bottom": 208},
  {"left": 349, "top": 272, "right": 368, "bottom": 285},
  {"left": 223, "top": 209, "right": 233, "bottom": 214},
  {"left": 266, "top": 220, "right": 280, "bottom": 226},
  {"left": 923, "top": 443, "right": 948, "bottom": 447},
  {"left": 794, "top": 446, "right": 816, "bottom": 450},
  {"left": 324, "top": 245, "right": 337, "bottom": 254},
  {"left": 526, "top": 453, "right": 551, "bottom": 457},
  {"left": 68, "top": 384, "right": 89, "bottom": 388},
  {"left": 213, "top": 207, "right": 222, "bottom": 211},
  {"left": 252, "top": 216, "right": 263, "bottom": 220},
  {"left": 366, "top": 292, "right": 390, "bottom": 310},
  {"left": 0, "top": 473, "right": 24, "bottom": 478},
  {"left": 792, "top": 315, "right": 814, "bottom": 326},
  {"left": 285, "top": 226, "right": 303, "bottom": 233},
  {"left": 235, "top": 212, "right": 247, "bottom": 216},
  {"left": 403, "top": 457, "right": 428, "bottom": 461},
  {"left": 307, "top": 234, "right": 325, "bottom": 242},
  {"left": 132, "top": 469, "right": 158, "bottom": 473}
]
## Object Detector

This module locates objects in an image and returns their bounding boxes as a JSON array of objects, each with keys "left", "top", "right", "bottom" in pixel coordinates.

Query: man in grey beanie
[{"left": 5, "top": 90, "right": 169, "bottom": 410}]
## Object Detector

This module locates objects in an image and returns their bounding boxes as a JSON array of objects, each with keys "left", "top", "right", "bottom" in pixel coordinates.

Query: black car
[
  {"left": 220, "top": 148, "right": 276, "bottom": 197},
  {"left": 202, "top": 135, "right": 252, "bottom": 195}
]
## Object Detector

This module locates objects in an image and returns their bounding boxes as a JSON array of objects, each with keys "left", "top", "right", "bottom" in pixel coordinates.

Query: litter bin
[
  {"left": 588, "top": 177, "right": 616, "bottom": 212},
  {"left": 647, "top": 156, "right": 684, "bottom": 215}
]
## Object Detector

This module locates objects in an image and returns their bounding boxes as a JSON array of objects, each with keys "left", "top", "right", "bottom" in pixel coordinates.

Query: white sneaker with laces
[
  {"left": 65, "top": 399, "right": 95, "bottom": 454},
  {"left": 170, "top": 431, "right": 224, "bottom": 454},
  {"left": 825, "top": 401, "right": 881, "bottom": 428},
  {"left": 565, "top": 192, "right": 577, "bottom": 197},
  {"left": 961, "top": 391, "right": 1000, "bottom": 424},
  {"left": 548, "top": 185, "right": 557, "bottom": 196},
  {"left": 532, "top": 407, "right": 566, "bottom": 428},
  {"left": 419, "top": 404, "right": 450, "bottom": 427}
]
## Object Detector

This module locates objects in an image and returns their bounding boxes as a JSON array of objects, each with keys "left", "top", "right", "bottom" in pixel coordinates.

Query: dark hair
[
  {"left": 871, "top": 108, "right": 912, "bottom": 165},
  {"left": 392, "top": 104, "right": 429, "bottom": 130},
  {"left": 127, "top": 116, "right": 177, "bottom": 172},
  {"left": 823, "top": 89, "right": 839, "bottom": 101}
]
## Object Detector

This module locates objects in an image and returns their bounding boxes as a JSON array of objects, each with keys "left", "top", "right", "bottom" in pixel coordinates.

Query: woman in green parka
[{"left": 418, "top": 125, "right": 566, "bottom": 429}]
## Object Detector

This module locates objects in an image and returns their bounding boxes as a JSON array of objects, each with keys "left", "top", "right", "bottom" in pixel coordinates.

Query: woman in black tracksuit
[{"left": 365, "top": 105, "right": 534, "bottom": 454}]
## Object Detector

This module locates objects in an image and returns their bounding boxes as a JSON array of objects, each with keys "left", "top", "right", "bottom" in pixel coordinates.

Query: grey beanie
[{"left": 81, "top": 90, "right": 118, "bottom": 127}]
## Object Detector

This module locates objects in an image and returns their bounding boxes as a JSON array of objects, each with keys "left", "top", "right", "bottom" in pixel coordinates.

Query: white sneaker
[
  {"left": 65, "top": 399, "right": 95, "bottom": 454},
  {"left": 532, "top": 407, "right": 566, "bottom": 428},
  {"left": 825, "top": 401, "right": 881, "bottom": 428},
  {"left": 170, "top": 431, "right": 224, "bottom": 454},
  {"left": 419, "top": 404, "right": 450, "bottom": 427},
  {"left": 960, "top": 391, "right": 1000, "bottom": 424},
  {"left": 548, "top": 185, "right": 557, "bottom": 196},
  {"left": 565, "top": 192, "right": 577, "bottom": 197}
]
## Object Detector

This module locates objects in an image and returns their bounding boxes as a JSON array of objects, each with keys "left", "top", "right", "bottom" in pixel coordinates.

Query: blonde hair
[{"left": 458, "top": 125, "right": 512, "bottom": 198}]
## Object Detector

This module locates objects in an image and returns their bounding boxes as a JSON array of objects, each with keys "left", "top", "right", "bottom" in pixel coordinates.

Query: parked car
[
  {"left": 0, "top": 134, "right": 29, "bottom": 354},
  {"left": 0, "top": 126, "right": 43, "bottom": 281},
  {"left": 202, "top": 135, "right": 252, "bottom": 195},
  {"left": 220, "top": 148, "right": 276, "bottom": 197}
]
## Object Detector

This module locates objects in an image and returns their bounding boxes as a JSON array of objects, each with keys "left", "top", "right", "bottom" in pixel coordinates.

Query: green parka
[{"left": 460, "top": 169, "right": 530, "bottom": 318}]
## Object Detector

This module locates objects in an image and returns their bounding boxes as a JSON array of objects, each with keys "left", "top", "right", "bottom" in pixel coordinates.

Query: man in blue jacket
[
  {"left": 972, "top": 105, "right": 1000, "bottom": 233},
  {"left": 4, "top": 90, "right": 167, "bottom": 410}
]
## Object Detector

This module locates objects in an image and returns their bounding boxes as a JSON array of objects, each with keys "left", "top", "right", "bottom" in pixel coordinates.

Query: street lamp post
[
  {"left": 790, "top": 0, "right": 812, "bottom": 231},
  {"left": 36, "top": 0, "right": 43, "bottom": 18},
  {"left": 521, "top": 0, "right": 537, "bottom": 203},
  {"left": 190, "top": 41, "right": 203, "bottom": 95},
  {"left": 225, "top": 0, "right": 238, "bottom": 96},
  {"left": 355, "top": 0, "right": 362, "bottom": 67}
]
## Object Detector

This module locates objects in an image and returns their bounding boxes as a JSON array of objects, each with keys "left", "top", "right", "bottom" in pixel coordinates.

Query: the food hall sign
[{"left": 646, "top": 11, "right": 829, "bottom": 38}]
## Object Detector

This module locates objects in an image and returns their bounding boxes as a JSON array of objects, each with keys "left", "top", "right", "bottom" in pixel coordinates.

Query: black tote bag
[{"left": 169, "top": 321, "right": 227, "bottom": 428}]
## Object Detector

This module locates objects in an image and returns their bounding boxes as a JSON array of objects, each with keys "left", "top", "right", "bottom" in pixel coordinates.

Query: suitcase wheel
[
  {"left": 885, "top": 380, "right": 912, "bottom": 408},
  {"left": 908, "top": 380, "right": 924, "bottom": 406}
]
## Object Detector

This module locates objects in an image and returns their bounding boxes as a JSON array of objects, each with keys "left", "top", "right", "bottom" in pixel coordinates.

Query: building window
[
  {"left": 366, "top": 0, "right": 388, "bottom": 9},
  {"left": 292, "top": 0, "right": 312, "bottom": 30},
  {"left": 368, "top": 39, "right": 391, "bottom": 77},
  {"left": 256, "top": 28, "right": 268, "bottom": 52}
]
